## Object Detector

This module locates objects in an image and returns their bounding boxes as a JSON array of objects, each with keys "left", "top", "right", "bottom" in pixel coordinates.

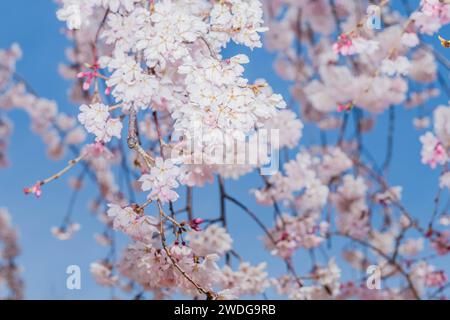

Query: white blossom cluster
[
  {"left": 56, "top": 0, "right": 301, "bottom": 204},
  {"left": 1, "top": 0, "right": 450, "bottom": 301}
]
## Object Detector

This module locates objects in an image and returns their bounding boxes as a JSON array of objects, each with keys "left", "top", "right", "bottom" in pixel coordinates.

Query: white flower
[
  {"left": 139, "top": 158, "right": 180, "bottom": 203},
  {"left": 434, "top": 104, "right": 450, "bottom": 147},
  {"left": 420, "top": 132, "right": 447, "bottom": 168},
  {"left": 104, "top": 118, "right": 123, "bottom": 140},
  {"left": 78, "top": 103, "right": 109, "bottom": 133},
  {"left": 221, "top": 262, "right": 269, "bottom": 296},
  {"left": 413, "top": 117, "right": 430, "bottom": 130},
  {"left": 319, "top": 147, "right": 352, "bottom": 183},
  {"left": 92, "top": 0, "right": 140, "bottom": 12},
  {"left": 314, "top": 258, "right": 341, "bottom": 296},
  {"left": 439, "top": 214, "right": 450, "bottom": 226},
  {"left": 135, "top": 0, "right": 207, "bottom": 68},
  {"left": 402, "top": 33, "right": 420, "bottom": 47},
  {"left": 216, "top": 289, "right": 238, "bottom": 300},
  {"left": 352, "top": 38, "right": 380, "bottom": 55},
  {"left": 264, "top": 212, "right": 327, "bottom": 258},
  {"left": 209, "top": 0, "right": 268, "bottom": 49},
  {"left": 51, "top": 223, "right": 81, "bottom": 241},
  {"left": 381, "top": 56, "right": 410, "bottom": 76},
  {"left": 381, "top": 59, "right": 397, "bottom": 76},
  {"left": 107, "top": 204, "right": 159, "bottom": 244},
  {"left": 300, "top": 179, "right": 329, "bottom": 211},
  {"left": 440, "top": 172, "right": 450, "bottom": 190},
  {"left": 100, "top": 51, "right": 159, "bottom": 108},
  {"left": 399, "top": 238, "right": 424, "bottom": 257},
  {"left": 396, "top": 56, "right": 412, "bottom": 75}
]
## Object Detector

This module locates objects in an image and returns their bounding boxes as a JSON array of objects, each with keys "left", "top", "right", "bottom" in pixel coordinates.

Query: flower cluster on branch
[{"left": 0, "top": 0, "right": 449, "bottom": 300}]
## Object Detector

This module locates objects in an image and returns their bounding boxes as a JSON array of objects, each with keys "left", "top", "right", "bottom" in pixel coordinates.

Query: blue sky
[{"left": 0, "top": 0, "right": 449, "bottom": 299}]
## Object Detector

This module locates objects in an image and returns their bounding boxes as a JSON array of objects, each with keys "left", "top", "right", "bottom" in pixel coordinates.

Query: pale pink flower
[
  {"left": 23, "top": 182, "right": 42, "bottom": 198},
  {"left": 187, "top": 225, "right": 233, "bottom": 256},
  {"left": 401, "top": 33, "right": 420, "bottom": 47},
  {"left": 139, "top": 157, "right": 180, "bottom": 203},
  {"left": 413, "top": 117, "right": 430, "bottom": 130},
  {"left": 220, "top": 262, "right": 269, "bottom": 296}
]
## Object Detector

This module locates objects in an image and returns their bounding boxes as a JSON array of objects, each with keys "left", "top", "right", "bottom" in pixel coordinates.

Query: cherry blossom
[
  {"left": 107, "top": 204, "right": 159, "bottom": 244},
  {"left": 90, "top": 261, "right": 118, "bottom": 286},
  {"left": 263, "top": 109, "right": 303, "bottom": 149},
  {"left": 220, "top": 262, "right": 270, "bottom": 297},
  {"left": 23, "top": 182, "right": 42, "bottom": 198},
  {"left": 186, "top": 224, "right": 233, "bottom": 257},
  {"left": 51, "top": 223, "right": 81, "bottom": 241},
  {"left": 420, "top": 132, "right": 447, "bottom": 169},
  {"left": 412, "top": 0, "right": 450, "bottom": 35},
  {"left": 0, "top": 208, "right": 23, "bottom": 299},
  {"left": 333, "top": 34, "right": 357, "bottom": 56},
  {"left": 139, "top": 158, "right": 181, "bottom": 204}
]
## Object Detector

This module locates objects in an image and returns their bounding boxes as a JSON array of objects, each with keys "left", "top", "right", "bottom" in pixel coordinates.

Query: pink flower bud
[
  {"left": 189, "top": 218, "right": 205, "bottom": 231},
  {"left": 192, "top": 218, "right": 204, "bottom": 224}
]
